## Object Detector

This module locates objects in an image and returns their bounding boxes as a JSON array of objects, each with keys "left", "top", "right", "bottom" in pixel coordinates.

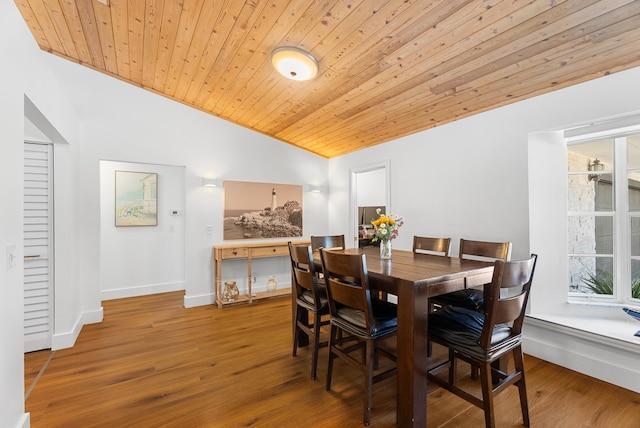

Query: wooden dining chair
[
  {"left": 311, "top": 235, "right": 346, "bottom": 283},
  {"left": 310, "top": 235, "right": 346, "bottom": 253},
  {"left": 320, "top": 248, "right": 397, "bottom": 426},
  {"left": 459, "top": 238, "right": 512, "bottom": 262},
  {"left": 289, "top": 242, "right": 330, "bottom": 380},
  {"left": 413, "top": 235, "right": 451, "bottom": 256},
  {"left": 412, "top": 236, "right": 451, "bottom": 355},
  {"left": 427, "top": 254, "right": 537, "bottom": 428},
  {"left": 430, "top": 239, "right": 511, "bottom": 312}
]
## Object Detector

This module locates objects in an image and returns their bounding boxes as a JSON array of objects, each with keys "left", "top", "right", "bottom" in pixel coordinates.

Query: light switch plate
[{"left": 5, "top": 244, "right": 16, "bottom": 270}]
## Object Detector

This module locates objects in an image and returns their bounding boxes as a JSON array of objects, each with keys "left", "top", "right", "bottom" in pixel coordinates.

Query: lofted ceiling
[{"left": 14, "top": 0, "right": 640, "bottom": 158}]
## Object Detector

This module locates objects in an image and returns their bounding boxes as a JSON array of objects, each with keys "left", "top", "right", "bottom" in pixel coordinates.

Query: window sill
[
  {"left": 523, "top": 310, "right": 640, "bottom": 394},
  {"left": 526, "top": 311, "right": 640, "bottom": 348}
]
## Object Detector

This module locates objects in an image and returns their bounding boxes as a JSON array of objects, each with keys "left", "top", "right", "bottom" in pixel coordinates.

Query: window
[{"left": 567, "top": 130, "right": 640, "bottom": 305}]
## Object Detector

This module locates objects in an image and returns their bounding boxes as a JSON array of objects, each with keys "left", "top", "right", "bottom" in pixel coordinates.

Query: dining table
[{"left": 300, "top": 245, "right": 494, "bottom": 427}]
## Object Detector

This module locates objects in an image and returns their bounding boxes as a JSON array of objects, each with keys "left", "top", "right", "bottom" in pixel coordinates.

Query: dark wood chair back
[
  {"left": 480, "top": 254, "right": 537, "bottom": 349},
  {"left": 459, "top": 238, "right": 511, "bottom": 262},
  {"left": 289, "top": 242, "right": 324, "bottom": 310},
  {"left": 288, "top": 242, "right": 330, "bottom": 380},
  {"left": 310, "top": 235, "right": 345, "bottom": 253},
  {"left": 428, "top": 238, "right": 511, "bottom": 355},
  {"left": 413, "top": 236, "right": 451, "bottom": 256},
  {"left": 319, "top": 249, "right": 374, "bottom": 331}
]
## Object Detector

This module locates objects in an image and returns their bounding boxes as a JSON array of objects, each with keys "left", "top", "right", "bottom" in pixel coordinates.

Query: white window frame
[{"left": 566, "top": 124, "right": 640, "bottom": 307}]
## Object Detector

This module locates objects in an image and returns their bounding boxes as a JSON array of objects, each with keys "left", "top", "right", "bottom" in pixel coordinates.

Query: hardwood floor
[{"left": 25, "top": 291, "right": 640, "bottom": 427}]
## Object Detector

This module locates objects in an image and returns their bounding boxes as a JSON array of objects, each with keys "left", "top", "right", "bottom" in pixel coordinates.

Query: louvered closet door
[{"left": 24, "top": 142, "right": 53, "bottom": 352}]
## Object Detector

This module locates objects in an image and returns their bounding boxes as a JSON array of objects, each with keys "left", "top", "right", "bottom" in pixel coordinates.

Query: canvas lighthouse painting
[{"left": 223, "top": 181, "right": 303, "bottom": 240}]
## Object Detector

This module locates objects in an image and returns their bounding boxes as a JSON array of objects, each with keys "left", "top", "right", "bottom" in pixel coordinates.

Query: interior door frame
[
  {"left": 24, "top": 95, "right": 71, "bottom": 351},
  {"left": 349, "top": 160, "right": 390, "bottom": 247}
]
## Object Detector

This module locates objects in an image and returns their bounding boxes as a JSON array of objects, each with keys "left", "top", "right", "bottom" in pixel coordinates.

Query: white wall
[
  {"left": 328, "top": 66, "right": 640, "bottom": 393},
  {"left": 1, "top": 3, "right": 87, "bottom": 427},
  {"left": 99, "top": 161, "right": 186, "bottom": 299},
  {"left": 38, "top": 30, "right": 330, "bottom": 308},
  {"left": 329, "top": 104, "right": 532, "bottom": 259},
  {"left": 0, "top": 3, "right": 29, "bottom": 427}
]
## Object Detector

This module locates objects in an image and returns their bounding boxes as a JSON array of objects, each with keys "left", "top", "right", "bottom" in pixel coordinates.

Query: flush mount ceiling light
[{"left": 271, "top": 46, "right": 318, "bottom": 81}]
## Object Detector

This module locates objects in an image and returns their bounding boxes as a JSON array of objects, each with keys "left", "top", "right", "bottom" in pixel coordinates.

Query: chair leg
[
  {"left": 479, "top": 361, "right": 496, "bottom": 428},
  {"left": 326, "top": 325, "right": 337, "bottom": 391},
  {"left": 311, "top": 311, "right": 321, "bottom": 380},
  {"left": 471, "top": 365, "right": 479, "bottom": 380},
  {"left": 513, "top": 348, "right": 530, "bottom": 426},
  {"left": 364, "top": 340, "right": 375, "bottom": 426},
  {"left": 373, "top": 347, "right": 379, "bottom": 370},
  {"left": 448, "top": 348, "right": 457, "bottom": 384},
  {"left": 292, "top": 306, "right": 300, "bottom": 357}
]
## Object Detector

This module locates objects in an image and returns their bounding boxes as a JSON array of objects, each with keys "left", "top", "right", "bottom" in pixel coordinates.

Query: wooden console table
[{"left": 213, "top": 240, "right": 309, "bottom": 308}]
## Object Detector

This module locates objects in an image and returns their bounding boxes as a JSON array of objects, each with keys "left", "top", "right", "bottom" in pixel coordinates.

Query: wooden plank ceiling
[{"left": 14, "top": 0, "right": 640, "bottom": 158}]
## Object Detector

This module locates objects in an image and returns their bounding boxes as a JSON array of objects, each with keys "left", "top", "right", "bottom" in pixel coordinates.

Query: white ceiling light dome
[{"left": 271, "top": 46, "right": 319, "bottom": 81}]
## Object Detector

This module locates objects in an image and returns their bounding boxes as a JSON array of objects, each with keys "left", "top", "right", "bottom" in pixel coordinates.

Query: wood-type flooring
[{"left": 25, "top": 291, "right": 640, "bottom": 427}]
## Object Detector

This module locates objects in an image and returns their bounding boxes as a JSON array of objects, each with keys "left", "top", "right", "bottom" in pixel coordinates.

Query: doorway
[{"left": 350, "top": 161, "right": 390, "bottom": 247}]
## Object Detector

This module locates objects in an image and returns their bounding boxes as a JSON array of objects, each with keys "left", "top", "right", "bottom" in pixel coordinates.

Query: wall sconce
[
  {"left": 202, "top": 178, "right": 221, "bottom": 188},
  {"left": 305, "top": 184, "right": 324, "bottom": 193},
  {"left": 271, "top": 46, "right": 318, "bottom": 81},
  {"left": 588, "top": 159, "right": 604, "bottom": 181}
]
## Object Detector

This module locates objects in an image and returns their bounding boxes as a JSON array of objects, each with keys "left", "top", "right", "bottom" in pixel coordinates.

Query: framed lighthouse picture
[{"left": 223, "top": 180, "right": 303, "bottom": 240}]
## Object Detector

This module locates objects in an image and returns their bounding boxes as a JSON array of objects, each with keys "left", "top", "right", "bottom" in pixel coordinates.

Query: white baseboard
[
  {"left": 100, "top": 281, "right": 185, "bottom": 301},
  {"left": 523, "top": 316, "right": 640, "bottom": 394},
  {"left": 184, "top": 292, "right": 215, "bottom": 308},
  {"left": 183, "top": 281, "right": 294, "bottom": 308},
  {"left": 50, "top": 282, "right": 184, "bottom": 350},
  {"left": 14, "top": 413, "right": 29, "bottom": 428},
  {"left": 51, "top": 306, "right": 103, "bottom": 350}
]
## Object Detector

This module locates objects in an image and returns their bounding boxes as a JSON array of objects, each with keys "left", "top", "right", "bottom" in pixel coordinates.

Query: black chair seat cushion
[
  {"left": 334, "top": 299, "right": 398, "bottom": 337},
  {"left": 428, "top": 306, "right": 519, "bottom": 360},
  {"left": 433, "top": 289, "right": 484, "bottom": 311},
  {"left": 300, "top": 286, "right": 328, "bottom": 308}
]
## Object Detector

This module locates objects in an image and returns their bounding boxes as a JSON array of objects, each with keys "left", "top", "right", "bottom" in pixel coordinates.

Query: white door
[{"left": 23, "top": 142, "right": 53, "bottom": 352}]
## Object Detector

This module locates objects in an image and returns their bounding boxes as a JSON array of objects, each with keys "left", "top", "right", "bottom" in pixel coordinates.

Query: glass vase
[
  {"left": 267, "top": 276, "right": 278, "bottom": 294},
  {"left": 380, "top": 240, "right": 392, "bottom": 259},
  {"left": 223, "top": 281, "right": 239, "bottom": 302}
]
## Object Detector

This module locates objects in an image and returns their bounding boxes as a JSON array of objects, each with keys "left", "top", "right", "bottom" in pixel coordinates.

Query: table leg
[{"left": 396, "top": 280, "right": 428, "bottom": 428}]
